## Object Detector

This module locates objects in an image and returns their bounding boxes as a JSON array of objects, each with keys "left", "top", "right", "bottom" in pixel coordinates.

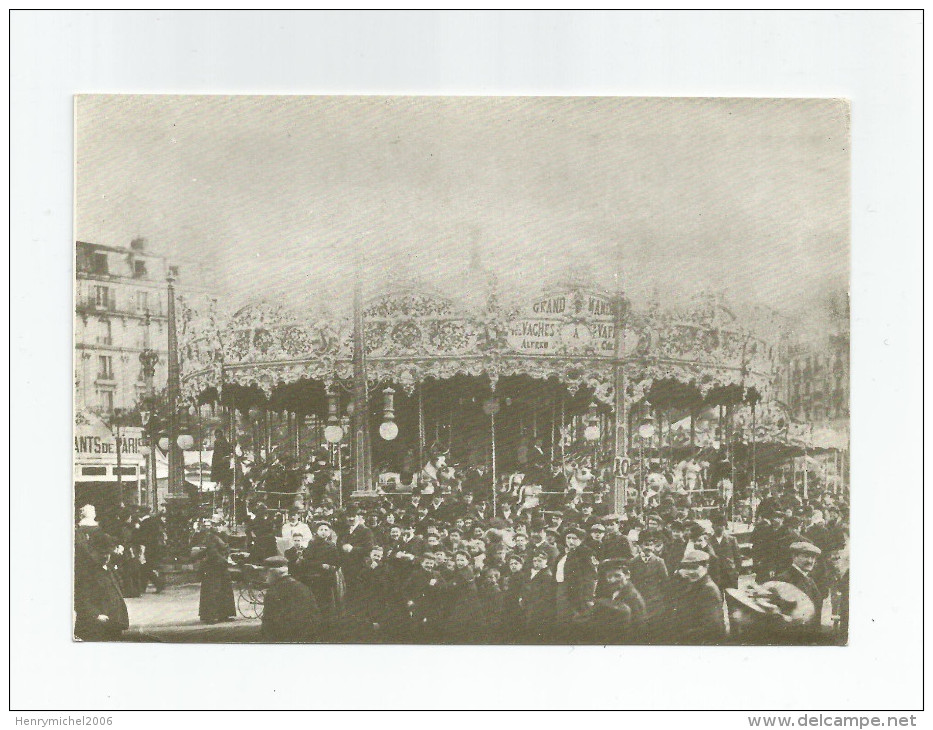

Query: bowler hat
[
  {"left": 599, "top": 557, "right": 631, "bottom": 573},
  {"left": 263, "top": 556, "right": 288, "bottom": 569}
]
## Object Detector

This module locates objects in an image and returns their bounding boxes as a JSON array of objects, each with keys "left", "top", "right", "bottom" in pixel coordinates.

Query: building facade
[
  {"left": 75, "top": 238, "right": 204, "bottom": 415},
  {"left": 778, "top": 337, "right": 849, "bottom": 424}
]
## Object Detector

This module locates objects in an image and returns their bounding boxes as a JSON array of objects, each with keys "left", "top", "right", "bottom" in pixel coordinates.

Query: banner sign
[
  {"left": 507, "top": 291, "right": 616, "bottom": 355},
  {"left": 74, "top": 423, "right": 145, "bottom": 464}
]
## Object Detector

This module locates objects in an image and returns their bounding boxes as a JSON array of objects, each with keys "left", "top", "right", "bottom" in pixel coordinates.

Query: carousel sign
[{"left": 507, "top": 291, "right": 615, "bottom": 356}]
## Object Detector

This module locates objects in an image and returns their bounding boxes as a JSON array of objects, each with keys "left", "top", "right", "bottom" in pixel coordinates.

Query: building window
[
  {"left": 81, "top": 466, "right": 107, "bottom": 477},
  {"left": 97, "top": 355, "right": 113, "bottom": 379},
  {"left": 137, "top": 290, "right": 149, "bottom": 313},
  {"left": 94, "top": 285, "right": 111, "bottom": 309},
  {"left": 133, "top": 260, "right": 148, "bottom": 279},
  {"left": 97, "top": 320, "right": 112, "bottom": 345},
  {"left": 97, "top": 389, "right": 114, "bottom": 413},
  {"left": 91, "top": 252, "right": 108, "bottom": 275},
  {"left": 168, "top": 265, "right": 179, "bottom": 279}
]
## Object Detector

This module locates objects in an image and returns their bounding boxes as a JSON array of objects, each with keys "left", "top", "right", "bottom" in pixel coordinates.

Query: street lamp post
[
  {"left": 166, "top": 273, "right": 183, "bottom": 495},
  {"left": 139, "top": 310, "right": 160, "bottom": 512},
  {"left": 637, "top": 412, "right": 657, "bottom": 516},
  {"left": 351, "top": 271, "right": 372, "bottom": 496},
  {"left": 112, "top": 408, "right": 124, "bottom": 505}
]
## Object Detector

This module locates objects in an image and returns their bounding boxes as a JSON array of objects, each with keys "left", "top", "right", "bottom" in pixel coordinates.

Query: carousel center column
[
  {"left": 612, "top": 292, "right": 629, "bottom": 514},
  {"left": 350, "top": 269, "right": 374, "bottom": 497}
]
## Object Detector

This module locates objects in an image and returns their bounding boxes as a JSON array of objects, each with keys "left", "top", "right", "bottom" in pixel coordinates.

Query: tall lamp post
[
  {"left": 637, "top": 412, "right": 657, "bottom": 516},
  {"left": 111, "top": 407, "right": 125, "bottom": 506},
  {"left": 323, "top": 386, "right": 345, "bottom": 507},
  {"left": 166, "top": 273, "right": 184, "bottom": 495},
  {"left": 351, "top": 271, "right": 372, "bottom": 496},
  {"left": 139, "top": 310, "right": 160, "bottom": 512},
  {"left": 611, "top": 290, "right": 629, "bottom": 515}
]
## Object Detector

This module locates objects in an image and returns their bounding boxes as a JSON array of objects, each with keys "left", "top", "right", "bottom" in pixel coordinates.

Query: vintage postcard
[{"left": 73, "top": 95, "right": 850, "bottom": 647}]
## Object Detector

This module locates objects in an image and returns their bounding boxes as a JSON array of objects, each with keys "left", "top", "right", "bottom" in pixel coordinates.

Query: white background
[{"left": 7, "top": 9, "right": 924, "bottom": 719}]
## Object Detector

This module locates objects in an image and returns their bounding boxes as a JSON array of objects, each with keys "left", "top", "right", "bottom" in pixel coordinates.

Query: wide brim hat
[
  {"left": 726, "top": 581, "right": 815, "bottom": 625},
  {"left": 263, "top": 556, "right": 288, "bottom": 569}
]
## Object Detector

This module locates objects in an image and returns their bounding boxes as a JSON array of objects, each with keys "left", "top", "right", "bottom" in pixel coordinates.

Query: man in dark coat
[
  {"left": 629, "top": 529, "right": 670, "bottom": 633},
  {"left": 261, "top": 556, "right": 322, "bottom": 642},
  {"left": 598, "top": 516, "right": 636, "bottom": 561},
  {"left": 501, "top": 553, "right": 528, "bottom": 640},
  {"left": 427, "top": 495, "right": 450, "bottom": 521},
  {"left": 665, "top": 549, "right": 726, "bottom": 644},
  {"left": 339, "top": 508, "right": 375, "bottom": 586},
  {"left": 586, "top": 558, "right": 648, "bottom": 643},
  {"left": 710, "top": 512, "right": 741, "bottom": 590},
  {"left": 444, "top": 551, "right": 486, "bottom": 643},
  {"left": 522, "top": 548, "right": 557, "bottom": 642},
  {"left": 403, "top": 554, "right": 449, "bottom": 642},
  {"left": 386, "top": 523, "right": 422, "bottom": 581},
  {"left": 752, "top": 510, "right": 790, "bottom": 581},
  {"left": 661, "top": 521, "right": 688, "bottom": 575},
  {"left": 210, "top": 430, "right": 233, "bottom": 488},
  {"left": 347, "top": 546, "right": 403, "bottom": 641},
  {"left": 308, "top": 451, "right": 332, "bottom": 509},
  {"left": 463, "top": 464, "right": 489, "bottom": 502},
  {"left": 553, "top": 527, "right": 598, "bottom": 632},
  {"left": 74, "top": 531, "right": 130, "bottom": 641},
  {"left": 776, "top": 541, "right": 825, "bottom": 629}
]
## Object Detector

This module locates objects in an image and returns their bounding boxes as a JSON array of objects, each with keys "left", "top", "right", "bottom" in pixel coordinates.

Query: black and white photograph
[
  {"left": 9, "top": 9, "right": 923, "bottom": 717},
  {"left": 73, "top": 95, "right": 850, "bottom": 647}
]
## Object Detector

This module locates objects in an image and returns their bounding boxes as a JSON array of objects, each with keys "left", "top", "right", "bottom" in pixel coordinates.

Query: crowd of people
[
  {"left": 73, "top": 504, "right": 166, "bottom": 641},
  {"left": 74, "top": 444, "right": 849, "bottom": 646},
  {"left": 235, "top": 455, "right": 850, "bottom": 645}
]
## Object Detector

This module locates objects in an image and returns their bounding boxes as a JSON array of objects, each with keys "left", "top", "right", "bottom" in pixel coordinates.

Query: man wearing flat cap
[
  {"left": 665, "top": 549, "right": 726, "bottom": 644},
  {"left": 598, "top": 516, "right": 636, "bottom": 562},
  {"left": 261, "top": 556, "right": 322, "bottom": 642},
  {"left": 776, "top": 541, "right": 824, "bottom": 627},
  {"left": 585, "top": 558, "right": 647, "bottom": 643}
]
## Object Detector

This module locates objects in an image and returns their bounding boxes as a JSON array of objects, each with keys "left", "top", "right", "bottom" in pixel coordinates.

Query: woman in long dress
[{"left": 198, "top": 525, "right": 236, "bottom": 623}]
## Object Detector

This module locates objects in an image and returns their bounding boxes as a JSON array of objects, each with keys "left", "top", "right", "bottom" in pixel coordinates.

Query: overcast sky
[{"left": 75, "top": 95, "right": 849, "bottom": 323}]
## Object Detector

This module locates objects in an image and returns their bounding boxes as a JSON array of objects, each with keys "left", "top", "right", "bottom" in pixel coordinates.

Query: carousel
[{"left": 177, "top": 272, "right": 782, "bottom": 516}]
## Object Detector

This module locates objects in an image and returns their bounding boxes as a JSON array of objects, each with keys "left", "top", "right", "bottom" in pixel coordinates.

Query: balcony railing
[
  {"left": 76, "top": 298, "right": 165, "bottom": 318},
  {"left": 77, "top": 297, "right": 116, "bottom": 313}
]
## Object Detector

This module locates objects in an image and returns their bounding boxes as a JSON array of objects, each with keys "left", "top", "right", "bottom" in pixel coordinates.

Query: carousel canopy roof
[{"left": 179, "top": 279, "right": 783, "bottom": 407}]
